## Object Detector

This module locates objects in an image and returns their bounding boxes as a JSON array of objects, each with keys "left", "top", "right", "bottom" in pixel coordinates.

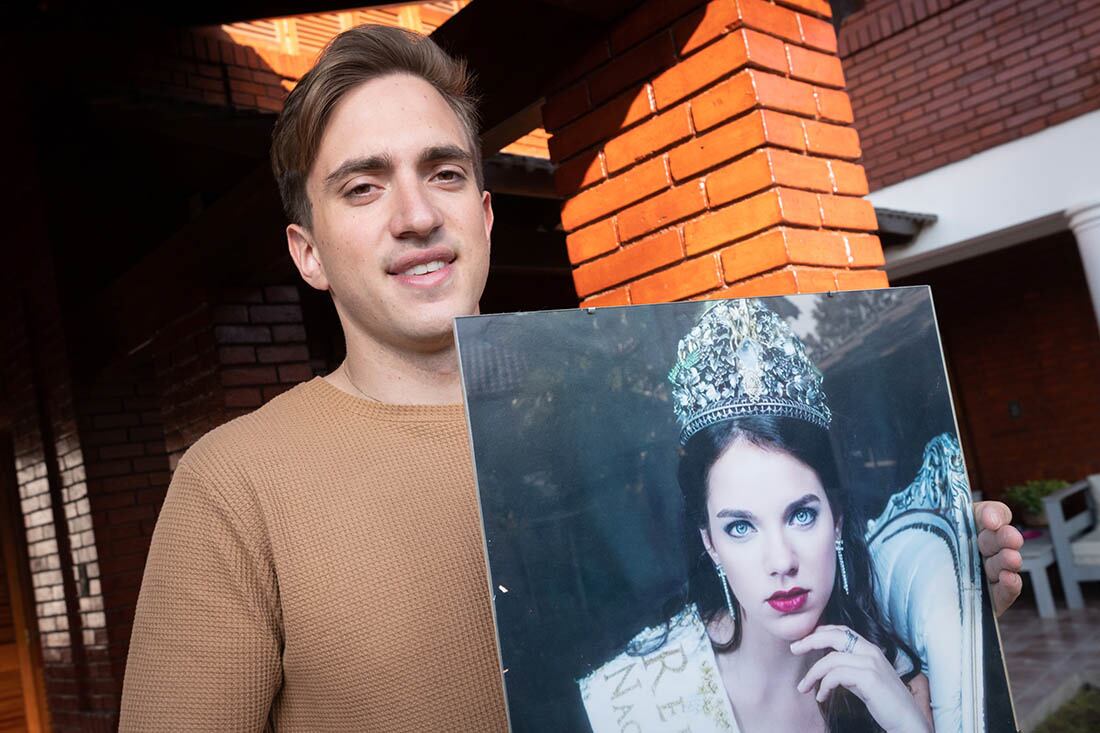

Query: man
[{"left": 120, "top": 24, "right": 1024, "bottom": 731}]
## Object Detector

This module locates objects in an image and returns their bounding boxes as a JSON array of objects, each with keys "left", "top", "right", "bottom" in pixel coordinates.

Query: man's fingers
[
  {"left": 991, "top": 569, "right": 1023, "bottom": 617},
  {"left": 974, "top": 500, "right": 1012, "bottom": 531},
  {"left": 978, "top": 523, "right": 1024, "bottom": 558},
  {"left": 984, "top": 548, "right": 1023, "bottom": 583}
]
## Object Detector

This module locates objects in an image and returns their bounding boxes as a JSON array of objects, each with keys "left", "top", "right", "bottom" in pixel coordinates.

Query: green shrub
[{"left": 1003, "top": 479, "right": 1069, "bottom": 516}]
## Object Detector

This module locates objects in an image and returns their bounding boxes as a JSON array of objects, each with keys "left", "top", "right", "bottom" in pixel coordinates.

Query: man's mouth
[
  {"left": 766, "top": 587, "right": 809, "bottom": 613},
  {"left": 400, "top": 259, "right": 448, "bottom": 276},
  {"left": 388, "top": 246, "right": 457, "bottom": 286}
]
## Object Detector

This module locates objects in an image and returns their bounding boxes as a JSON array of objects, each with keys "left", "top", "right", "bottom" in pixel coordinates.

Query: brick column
[
  {"left": 154, "top": 285, "right": 314, "bottom": 469},
  {"left": 543, "top": 0, "right": 887, "bottom": 306}
]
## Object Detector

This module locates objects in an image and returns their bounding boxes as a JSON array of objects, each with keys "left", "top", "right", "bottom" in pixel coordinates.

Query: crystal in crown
[{"left": 668, "top": 299, "right": 831, "bottom": 444}]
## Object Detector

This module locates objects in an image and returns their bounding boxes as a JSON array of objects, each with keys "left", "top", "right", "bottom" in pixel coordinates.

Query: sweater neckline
[{"left": 302, "top": 376, "right": 466, "bottom": 421}]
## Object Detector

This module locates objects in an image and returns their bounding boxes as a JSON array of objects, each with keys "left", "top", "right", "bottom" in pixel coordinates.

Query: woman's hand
[{"left": 791, "top": 625, "right": 933, "bottom": 733}]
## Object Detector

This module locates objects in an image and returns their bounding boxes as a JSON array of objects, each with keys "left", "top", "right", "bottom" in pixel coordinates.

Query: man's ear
[
  {"left": 287, "top": 223, "right": 330, "bottom": 292},
  {"left": 481, "top": 189, "right": 494, "bottom": 247}
]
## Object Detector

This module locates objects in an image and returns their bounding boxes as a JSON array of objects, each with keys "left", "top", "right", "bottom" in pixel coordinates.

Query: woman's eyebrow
[
  {"left": 716, "top": 508, "right": 754, "bottom": 520},
  {"left": 785, "top": 494, "right": 821, "bottom": 514}
]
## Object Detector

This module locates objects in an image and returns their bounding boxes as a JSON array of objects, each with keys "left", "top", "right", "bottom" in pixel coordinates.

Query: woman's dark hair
[{"left": 677, "top": 415, "right": 920, "bottom": 732}]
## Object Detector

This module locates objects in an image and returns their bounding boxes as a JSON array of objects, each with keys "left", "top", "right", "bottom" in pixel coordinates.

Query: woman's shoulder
[{"left": 577, "top": 605, "right": 740, "bottom": 732}]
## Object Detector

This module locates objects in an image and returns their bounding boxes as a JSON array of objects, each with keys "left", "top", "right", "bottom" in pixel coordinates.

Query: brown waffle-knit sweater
[{"left": 120, "top": 377, "right": 508, "bottom": 731}]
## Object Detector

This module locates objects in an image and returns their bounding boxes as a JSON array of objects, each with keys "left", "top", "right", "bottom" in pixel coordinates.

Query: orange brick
[
  {"left": 796, "top": 12, "right": 837, "bottom": 54},
  {"left": 785, "top": 227, "right": 849, "bottom": 266},
  {"left": 752, "top": 70, "right": 818, "bottom": 118},
  {"left": 560, "top": 156, "right": 668, "bottom": 231},
  {"left": 706, "top": 149, "right": 830, "bottom": 207},
  {"left": 726, "top": 266, "right": 798, "bottom": 295},
  {"left": 827, "top": 159, "right": 869, "bottom": 196},
  {"left": 581, "top": 286, "right": 631, "bottom": 307},
  {"left": 761, "top": 109, "right": 807, "bottom": 151},
  {"left": 588, "top": 33, "right": 676, "bottom": 105},
  {"left": 691, "top": 71, "right": 757, "bottom": 131},
  {"left": 654, "top": 33, "right": 750, "bottom": 109},
  {"left": 843, "top": 233, "right": 885, "bottom": 267},
  {"left": 813, "top": 87, "right": 854, "bottom": 124},
  {"left": 605, "top": 104, "right": 694, "bottom": 173},
  {"left": 669, "top": 111, "right": 766, "bottom": 181},
  {"left": 618, "top": 183, "right": 707, "bottom": 242},
  {"left": 835, "top": 269, "right": 889, "bottom": 291},
  {"left": 818, "top": 194, "right": 878, "bottom": 231},
  {"left": 684, "top": 187, "right": 820, "bottom": 254},
  {"left": 803, "top": 119, "right": 861, "bottom": 159},
  {"left": 543, "top": 82, "right": 590, "bottom": 131},
  {"left": 729, "top": 264, "right": 846, "bottom": 297},
  {"left": 630, "top": 254, "right": 722, "bottom": 303},
  {"left": 771, "top": 148, "right": 833, "bottom": 191},
  {"left": 554, "top": 151, "right": 605, "bottom": 197},
  {"left": 674, "top": 2, "right": 741, "bottom": 57},
  {"left": 719, "top": 229, "right": 790, "bottom": 282},
  {"left": 775, "top": 0, "right": 831, "bottom": 18},
  {"left": 743, "top": 29, "right": 790, "bottom": 74},
  {"left": 706, "top": 150, "right": 774, "bottom": 206},
  {"left": 573, "top": 229, "right": 684, "bottom": 296},
  {"left": 548, "top": 85, "right": 653, "bottom": 161},
  {"left": 736, "top": 0, "right": 801, "bottom": 43},
  {"left": 566, "top": 218, "right": 619, "bottom": 264},
  {"left": 786, "top": 44, "right": 845, "bottom": 88},
  {"left": 791, "top": 266, "right": 841, "bottom": 293}
]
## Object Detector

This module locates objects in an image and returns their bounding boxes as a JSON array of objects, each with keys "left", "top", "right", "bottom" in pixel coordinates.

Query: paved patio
[{"left": 998, "top": 581, "right": 1100, "bottom": 730}]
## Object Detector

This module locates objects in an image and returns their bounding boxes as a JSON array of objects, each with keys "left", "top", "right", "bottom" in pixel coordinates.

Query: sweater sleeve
[{"left": 119, "top": 444, "right": 282, "bottom": 732}]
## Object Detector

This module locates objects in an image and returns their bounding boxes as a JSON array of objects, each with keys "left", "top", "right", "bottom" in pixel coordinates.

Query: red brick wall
[
  {"left": 842, "top": 0, "right": 1100, "bottom": 189},
  {"left": 896, "top": 231, "right": 1100, "bottom": 498},
  {"left": 543, "top": 0, "right": 889, "bottom": 306}
]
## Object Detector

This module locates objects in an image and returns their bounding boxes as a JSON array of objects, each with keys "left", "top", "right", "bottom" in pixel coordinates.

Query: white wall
[{"left": 868, "top": 109, "right": 1100, "bottom": 278}]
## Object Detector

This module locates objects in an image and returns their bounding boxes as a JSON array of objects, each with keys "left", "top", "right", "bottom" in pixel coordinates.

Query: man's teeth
[{"left": 401, "top": 260, "right": 447, "bottom": 276}]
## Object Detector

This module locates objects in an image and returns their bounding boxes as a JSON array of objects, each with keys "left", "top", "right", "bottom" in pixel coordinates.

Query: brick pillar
[
  {"left": 154, "top": 285, "right": 314, "bottom": 469},
  {"left": 543, "top": 0, "right": 887, "bottom": 306}
]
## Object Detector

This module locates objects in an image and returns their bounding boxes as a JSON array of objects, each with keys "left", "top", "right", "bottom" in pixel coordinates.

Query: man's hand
[{"left": 975, "top": 501, "right": 1024, "bottom": 617}]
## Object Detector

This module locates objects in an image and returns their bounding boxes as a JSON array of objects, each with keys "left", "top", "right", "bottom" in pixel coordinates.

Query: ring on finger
[{"left": 842, "top": 628, "right": 858, "bottom": 654}]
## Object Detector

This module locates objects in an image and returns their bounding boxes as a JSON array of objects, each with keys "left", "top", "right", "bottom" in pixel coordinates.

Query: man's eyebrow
[
  {"left": 420, "top": 144, "right": 473, "bottom": 167},
  {"left": 324, "top": 153, "right": 393, "bottom": 189}
]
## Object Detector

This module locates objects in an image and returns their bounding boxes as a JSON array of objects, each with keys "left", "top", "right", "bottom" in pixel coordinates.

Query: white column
[{"left": 1067, "top": 200, "right": 1100, "bottom": 334}]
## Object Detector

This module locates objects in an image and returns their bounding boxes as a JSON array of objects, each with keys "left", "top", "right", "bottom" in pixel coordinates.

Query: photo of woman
[
  {"left": 454, "top": 288, "right": 1015, "bottom": 733},
  {"left": 580, "top": 299, "right": 936, "bottom": 733}
]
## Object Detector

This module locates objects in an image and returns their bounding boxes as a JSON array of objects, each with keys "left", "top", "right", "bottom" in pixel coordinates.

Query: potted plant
[{"left": 1003, "top": 479, "right": 1069, "bottom": 527}]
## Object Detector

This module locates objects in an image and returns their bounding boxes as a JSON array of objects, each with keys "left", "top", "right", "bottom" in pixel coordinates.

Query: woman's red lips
[{"left": 766, "top": 587, "right": 809, "bottom": 613}]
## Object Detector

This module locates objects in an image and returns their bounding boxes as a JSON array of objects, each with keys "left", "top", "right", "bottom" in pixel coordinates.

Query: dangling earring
[
  {"left": 714, "top": 563, "right": 737, "bottom": 621},
  {"left": 835, "top": 537, "right": 850, "bottom": 595}
]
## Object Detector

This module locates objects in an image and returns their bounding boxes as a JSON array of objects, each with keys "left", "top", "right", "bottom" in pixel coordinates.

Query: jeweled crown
[{"left": 668, "top": 299, "right": 831, "bottom": 444}]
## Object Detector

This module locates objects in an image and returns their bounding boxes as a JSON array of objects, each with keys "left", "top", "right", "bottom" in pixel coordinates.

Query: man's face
[{"left": 291, "top": 73, "right": 492, "bottom": 354}]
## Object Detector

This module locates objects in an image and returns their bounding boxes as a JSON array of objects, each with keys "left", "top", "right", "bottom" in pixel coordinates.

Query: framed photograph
[{"left": 456, "top": 287, "right": 1018, "bottom": 733}]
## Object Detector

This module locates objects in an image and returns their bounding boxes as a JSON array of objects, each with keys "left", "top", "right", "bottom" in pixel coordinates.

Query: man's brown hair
[{"left": 271, "top": 24, "right": 482, "bottom": 228}]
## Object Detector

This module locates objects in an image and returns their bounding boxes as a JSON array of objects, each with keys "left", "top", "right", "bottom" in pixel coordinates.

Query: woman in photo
[
  {"left": 581, "top": 299, "right": 936, "bottom": 733},
  {"left": 668, "top": 299, "right": 933, "bottom": 733}
]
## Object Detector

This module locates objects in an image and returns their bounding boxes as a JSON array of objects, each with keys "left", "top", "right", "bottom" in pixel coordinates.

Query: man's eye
[
  {"left": 790, "top": 507, "right": 817, "bottom": 527},
  {"left": 347, "top": 183, "right": 377, "bottom": 197},
  {"left": 724, "top": 520, "right": 754, "bottom": 538},
  {"left": 435, "top": 169, "right": 465, "bottom": 183}
]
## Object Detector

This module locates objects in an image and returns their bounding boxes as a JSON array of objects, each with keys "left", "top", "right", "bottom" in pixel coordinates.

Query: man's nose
[{"left": 390, "top": 177, "right": 443, "bottom": 240}]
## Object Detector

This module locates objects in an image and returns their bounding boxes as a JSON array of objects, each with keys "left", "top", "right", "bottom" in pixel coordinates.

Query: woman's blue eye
[
  {"left": 724, "top": 520, "right": 754, "bottom": 538},
  {"left": 790, "top": 507, "right": 817, "bottom": 527}
]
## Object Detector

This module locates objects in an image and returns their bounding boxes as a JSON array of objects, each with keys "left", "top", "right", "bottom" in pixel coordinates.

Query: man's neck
[{"left": 326, "top": 333, "right": 463, "bottom": 406}]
